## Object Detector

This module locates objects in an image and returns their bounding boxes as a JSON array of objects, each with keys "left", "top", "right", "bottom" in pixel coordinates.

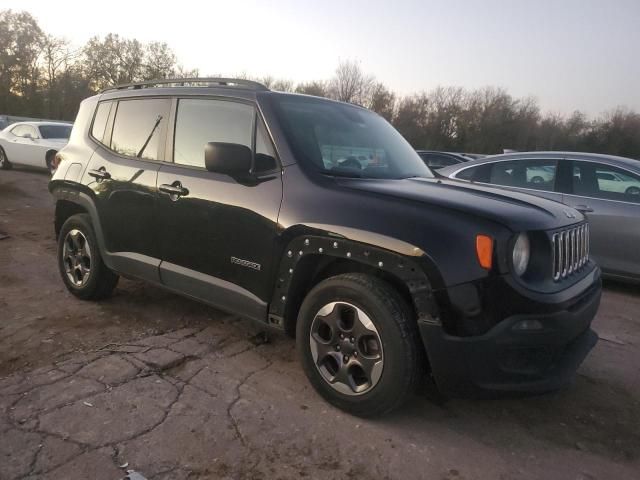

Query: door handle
[
  {"left": 574, "top": 205, "right": 594, "bottom": 213},
  {"left": 88, "top": 167, "right": 111, "bottom": 180},
  {"left": 159, "top": 181, "right": 189, "bottom": 200}
]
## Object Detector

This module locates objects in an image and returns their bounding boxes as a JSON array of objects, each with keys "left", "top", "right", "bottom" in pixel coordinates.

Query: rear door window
[
  {"left": 488, "top": 159, "right": 558, "bottom": 192},
  {"left": 572, "top": 161, "right": 640, "bottom": 203},
  {"left": 110, "top": 98, "right": 171, "bottom": 161}
]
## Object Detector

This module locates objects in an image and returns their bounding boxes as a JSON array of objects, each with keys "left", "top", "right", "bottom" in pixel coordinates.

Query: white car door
[
  {"left": 2, "top": 125, "right": 26, "bottom": 163},
  {"left": 21, "top": 125, "right": 46, "bottom": 167},
  {"left": 4, "top": 125, "right": 43, "bottom": 167}
]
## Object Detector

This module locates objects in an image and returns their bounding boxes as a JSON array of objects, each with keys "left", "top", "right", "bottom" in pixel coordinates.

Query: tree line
[{"left": 2, "top": 9, "right": 639, "bottom": 158}]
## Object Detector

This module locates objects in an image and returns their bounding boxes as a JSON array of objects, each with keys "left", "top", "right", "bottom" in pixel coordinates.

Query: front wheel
[
  {"left": 625, "top": 186, "right": 640, "bottom": 196},
  {"left": 296, "top": 273, "right": 423, "bottom": 417},
  {"left": 58, "top": 213, "right": 119, "bottom": 300}
]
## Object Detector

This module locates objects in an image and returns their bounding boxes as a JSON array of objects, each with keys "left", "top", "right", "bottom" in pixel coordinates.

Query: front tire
[
  {"left": 296, "top": 273, "right": 422, "bottom": 417},
  {"left": 58, "top": 214, "right": 119, "bottom": 300}
]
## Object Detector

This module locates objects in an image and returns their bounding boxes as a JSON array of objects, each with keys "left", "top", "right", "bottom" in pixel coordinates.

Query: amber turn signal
[{"left": 476, "top": 234, "right": 493, "bottom": 270}]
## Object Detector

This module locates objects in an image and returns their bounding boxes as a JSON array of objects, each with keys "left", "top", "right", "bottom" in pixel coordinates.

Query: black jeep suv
[{"left": 50, "top": 78, "right": 601, "bottom": 416}]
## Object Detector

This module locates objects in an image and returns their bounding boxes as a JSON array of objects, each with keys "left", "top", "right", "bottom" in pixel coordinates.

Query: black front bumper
[{"left": 420, "top": 268, "right": 601, "bottom": 395}]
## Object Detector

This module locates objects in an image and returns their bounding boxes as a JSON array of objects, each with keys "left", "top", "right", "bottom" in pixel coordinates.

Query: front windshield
[
  {"left": 272, "top": 95, "right": 433, "bottom": 179},
  {"left": 38, "top": 125, "right": 72, "bottom": 139}
]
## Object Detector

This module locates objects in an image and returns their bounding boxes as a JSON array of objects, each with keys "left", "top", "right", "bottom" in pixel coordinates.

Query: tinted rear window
[
  {"left": 91, "top": 102, "right": 112, "bottom": 143},
  {"left": 111, "top": 98, "right": 171, "bottom": 160},
  {"left": 39, "top": 125, "right": 72, "bottom": 139}
]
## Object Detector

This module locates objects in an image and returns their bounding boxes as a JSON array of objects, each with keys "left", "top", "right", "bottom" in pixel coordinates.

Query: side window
[
  {"left": 420, "top": 153, "right": 459, "bottom": 169},
  {"left": 12, "top": 125, "right": 37, "bottom": 138},
  {"left": 10, "top": 125, "right": 27, "bottom": 137},
  {"left": 455, "top": 166, "right": 480, "bottom": 181},
  {"left": 573, "top": 161, "right": 640, "bottom": 203},
  {"left": 174, "top": 99, "right": 254, "bottom": 168},
  {"left": 254, "top": 117, "right": 278, "bottom": 173},
  {"left": 91, "top": 101, "right": 112, "bottom": 143},
  {"left": 111, "top": 98, "right": 171, "bottom": 160},
  {"left": 489, "top": 159, "right": 557, "bottom": 192}
]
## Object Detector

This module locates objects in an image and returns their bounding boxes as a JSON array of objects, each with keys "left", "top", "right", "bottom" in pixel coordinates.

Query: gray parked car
[{"left": 439, "top": 152, "right": 640, "bottom": 282}]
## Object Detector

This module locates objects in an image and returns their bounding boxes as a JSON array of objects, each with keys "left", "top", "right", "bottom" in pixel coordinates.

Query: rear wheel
[
  {"left": 46, "top": 151, "right": 57, "bottom": 174},
  {"left": 58, "top": 214, "right": 119, "bottom": 300},
  {"left": 0, "top": 147, "right": 12, "bottom": 170},
  {"left": 297, "top": 273, "right": 422, "bottom": 417}
]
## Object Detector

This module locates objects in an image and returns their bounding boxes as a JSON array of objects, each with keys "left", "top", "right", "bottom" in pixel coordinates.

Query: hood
[{"left": 337, "top": 177, "right": 583, "bottom": 232}]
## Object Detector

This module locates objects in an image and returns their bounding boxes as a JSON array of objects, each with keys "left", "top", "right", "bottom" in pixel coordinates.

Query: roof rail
[{"left": 100, "top": 77, "right": 269, "bottom": 93}]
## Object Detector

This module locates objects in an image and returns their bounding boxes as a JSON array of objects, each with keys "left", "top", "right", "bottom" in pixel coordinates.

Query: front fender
[{"left": 267, "top": 232, "right": 442, "bottom": 332}]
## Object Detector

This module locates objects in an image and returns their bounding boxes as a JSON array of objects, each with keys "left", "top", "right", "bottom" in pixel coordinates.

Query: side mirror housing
[{"left": 205, "top": 142, "right": 251, "bottom": 176}]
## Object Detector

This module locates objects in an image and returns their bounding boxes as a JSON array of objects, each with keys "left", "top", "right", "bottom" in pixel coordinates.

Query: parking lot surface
[{"left": 1, "top": 168, "right": 639, "bottom": 479}]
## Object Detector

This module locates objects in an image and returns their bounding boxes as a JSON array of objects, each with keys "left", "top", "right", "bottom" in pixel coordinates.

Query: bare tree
[
  {"left": 367, "top": 82, "right": 396, "bottom": 121},
  {"left": 295, "top": 80, "right": 328, "bottom": 97},
  {"left": 329, "top": 60, "right": 375, "bottom": 105}
]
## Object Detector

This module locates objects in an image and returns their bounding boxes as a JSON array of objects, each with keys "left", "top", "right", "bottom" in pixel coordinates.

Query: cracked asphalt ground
[{"left": 1, "top": 168, "right": 640, "bottom": 480}]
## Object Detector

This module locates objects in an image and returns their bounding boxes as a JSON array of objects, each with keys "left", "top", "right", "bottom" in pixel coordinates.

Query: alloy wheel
[
  {"left": 309, "top": 301, "right": 384, "bottom": 396},
  {"left": 62, "top": 229, "right": 92, "bottom": 287}
]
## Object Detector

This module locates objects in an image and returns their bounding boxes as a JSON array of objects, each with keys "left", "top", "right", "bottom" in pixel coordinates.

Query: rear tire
[
  {"left": 296, "top": 273, "right": 422, "bottom": 417},
  {"left": 46, "top": 151, "right": 57, "bottom": 174},
  {"left": 0, "top": 147, "right": 12, "bottom": 170},
  {"left": 58, "top": 213, "right": 119, "bottom": 300}
]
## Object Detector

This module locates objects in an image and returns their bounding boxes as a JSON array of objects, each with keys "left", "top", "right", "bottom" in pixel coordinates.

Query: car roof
[
  {"left": 438, "top": 151, "right": 640, "bottom": 176},
  {"left": 97, "top": 86, "right": 372, "bottom": 113}
]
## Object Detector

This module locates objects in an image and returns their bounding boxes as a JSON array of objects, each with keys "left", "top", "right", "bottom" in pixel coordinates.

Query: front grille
[{"left": 551, "top": 224, "right": 590, "bottom": 281}]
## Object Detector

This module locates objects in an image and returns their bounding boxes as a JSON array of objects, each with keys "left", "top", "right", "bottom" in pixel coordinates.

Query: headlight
[{"left": 512, "top": 233, "right": 530, "bottom": 276}]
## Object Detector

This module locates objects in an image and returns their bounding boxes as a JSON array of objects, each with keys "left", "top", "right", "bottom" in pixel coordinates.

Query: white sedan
[{"left": 0, "top": 121, "right": 72, "bottom": 173}]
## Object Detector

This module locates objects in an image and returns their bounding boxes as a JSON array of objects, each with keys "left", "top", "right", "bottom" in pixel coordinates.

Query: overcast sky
[{"left": 6, "top": 0, "right": 640, "bottom": 116}]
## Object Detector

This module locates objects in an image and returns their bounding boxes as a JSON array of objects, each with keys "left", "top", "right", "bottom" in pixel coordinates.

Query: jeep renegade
[{"left": 50, "top": 78, "right": 601, "bottom": 416}]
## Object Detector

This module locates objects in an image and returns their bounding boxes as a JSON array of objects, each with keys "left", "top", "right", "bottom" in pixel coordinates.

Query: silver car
[{"left": 439, "top": 152, "right": 640, "bottom": 282}]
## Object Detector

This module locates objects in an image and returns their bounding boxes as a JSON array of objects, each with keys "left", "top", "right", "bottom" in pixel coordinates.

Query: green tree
[{"left": 0, "top": 10, "right": 44, "bottom": 115}]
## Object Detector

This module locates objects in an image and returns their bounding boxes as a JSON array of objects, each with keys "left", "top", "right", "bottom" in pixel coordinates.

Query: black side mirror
[{"left": 205, "top": 142, "right": 251, "bottom": 176}]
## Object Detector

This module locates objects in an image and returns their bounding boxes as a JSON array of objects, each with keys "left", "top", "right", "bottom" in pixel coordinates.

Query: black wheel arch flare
[{"left": 268, "top": 235, "right": 442, "bottom": 336}]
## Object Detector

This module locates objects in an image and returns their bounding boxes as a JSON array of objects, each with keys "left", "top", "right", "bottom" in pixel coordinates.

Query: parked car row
[
  {"left": 0, "top": 121, "right": 72, "bottom": 173},
  {"left": 48, "top": 78, "right": 601, "bottom": 416}
]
